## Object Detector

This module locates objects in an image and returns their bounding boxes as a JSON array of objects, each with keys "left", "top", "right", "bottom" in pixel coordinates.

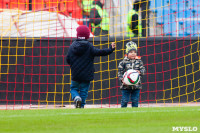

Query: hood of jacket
[
  {"left": 72, "top": 39, "right": 90, "bottom": 56},
  {"left": 124, "top": 55, "right": 141, "bottom": 61},
  {"left": 124, "top": 56, "right": 131, "bottom": 61}
]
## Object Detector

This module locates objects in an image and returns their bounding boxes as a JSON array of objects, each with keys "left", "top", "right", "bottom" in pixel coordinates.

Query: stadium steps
[
  {"left": 0, "top": 9, "right": 93, "bottom": 38},
  {"left": 0, "top": 10, "right": 22, "bottom": 37}
]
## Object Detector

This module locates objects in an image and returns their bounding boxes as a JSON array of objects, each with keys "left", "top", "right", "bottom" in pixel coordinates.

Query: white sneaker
[{"left": 74, "top": 96, "right": 82, "bottom": 108}]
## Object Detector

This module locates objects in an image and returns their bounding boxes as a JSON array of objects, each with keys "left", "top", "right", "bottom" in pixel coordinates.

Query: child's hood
[{"left": 72, "top": 40, "right": 90, "bottom": 56}]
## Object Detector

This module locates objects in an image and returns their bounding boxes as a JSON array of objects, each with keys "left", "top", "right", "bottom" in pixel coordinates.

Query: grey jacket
[{"left": 118, "top": 56, "right": 145, "bottom": 89}]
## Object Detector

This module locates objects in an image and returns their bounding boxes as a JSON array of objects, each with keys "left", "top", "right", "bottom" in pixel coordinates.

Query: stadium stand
[
  {"left": 0, "top": 0, "right": 199, "bottom": 110},
  {"left": 0, "top": 0, "right": 90, "bottom": 37},
  {"left": 150, "top": 0, "right": 200, "bottom": 36}
]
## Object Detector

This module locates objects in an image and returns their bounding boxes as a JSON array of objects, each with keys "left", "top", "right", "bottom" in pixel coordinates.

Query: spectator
[
  {"left": 77, "top": 0, "right": 93, "bottom": 27},
  {"left": 127, "top": 0, "right": 142, "bottom": 37},
  {"left": 29, "top": 0, "right": 32, "bottom": 10},
  {"left": 89, "top": 0, "right": 109, "bottom": 36}
]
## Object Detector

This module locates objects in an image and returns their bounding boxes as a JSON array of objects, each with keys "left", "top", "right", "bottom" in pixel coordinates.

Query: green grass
[{"left": 0, "top": 106, "right": 199, "bottom": 133}]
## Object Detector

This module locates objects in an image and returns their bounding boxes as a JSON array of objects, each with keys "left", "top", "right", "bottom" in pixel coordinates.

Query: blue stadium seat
[
  {"left": 163, "top": 0, "right": 169, "bottom": 6},
  {"left": 193, "top": 0, "right": 200, "bottom": 9},
  {"left": 163, "top": 9, "right": 176, "bottom": 35},
  {"left": 156, "top": 0, "right": 162, "bottom": 9},
  {"left": 149, "top": 0, "right": 200, "bottom": 36},
  {"left": 149, "top": 0, "right": 163, "bottom": 12},
  {"left": 185, "top": 19, "right": 200, "bottom": 36},
  {"left": 178, "top": 21, "right": 186, "bottom": 36},
  {"left": 171, "top": 10, "right": 177, "bottom": 36},
  {"left": 193, "top": 20, "right": 200, "bottom": 36},
  {"left": 177, "top": 0, "right": 185, "bottom": 9},
  {"left": 156, "top": 9, "right": 164, "bottom": 24},
  {"left": 161, "top": 0, "right": 171, "bottom": 25},
  {"left": 192, "top": 0, "right": 200, "bottom": 17},
  {"left": 185, "top": 20, "right": 194, "bottom": 35},
  {"left": 185, "top": 9, "right": 195, "bottom": 18},
  {"left": 149, "top": 0, "right": 156, "bottom": 12},
  {"left": 149, "top": 0, "right": 164, "bottom": 24},
  {"left": 177, "top": 0, "right": 186, "bottom": 19},
  {"left": 170, "top": 0, "right": 178, "bottom": 11},
  {"left": 185, "top": 0, "right": 193, "bottom": 9},
  {"left": 178, "top": 10, "right": 185, "bottom": 19}
]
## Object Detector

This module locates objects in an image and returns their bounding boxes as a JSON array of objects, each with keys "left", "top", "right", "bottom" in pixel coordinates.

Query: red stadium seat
[
  {"left": 32, "top": 0, "right": 51, "bottom": 11},
  {"left": 1, "top": 0, "right": 28, "bottom": 10},
  {"left": 32, "top": 0, "right": 41, "bottom": 11},
  {"left": 59, "top": 0, "right": 75, "bottom": 14},
  {"left": 72, "top": 8, "right": 83, "bottom": 25},
  {"left": 59, "top": 0, "right": 69, "bottom": 15},
  {"left": 10, "top": 0, "right": 17, "bottom": 9},
  {"left": 69, "top": 0, "right": 83, "bottom": 25},
  {"left": 66, "top": 0, "right": 73, "bottom": 13},
  {"left": 1, "top": 0, "right": 83, "bottom": 24},
  {"left": 0, "top": 0, "right": 10, "bottom": 9},
  {"left": 42, "top": 0, "right": 49, "bottom": 10},
  {"left": 51, "top": 0, "right": 58, "bottom": 8},
  {"left": 59, "top": 0, "right": 83, "bottom": 25},
  {"left": 17, "top": 0, "right": 29, "bottom": 10},
  {"left": 32, "top": 0, "right": 59, "bottom": 12}
]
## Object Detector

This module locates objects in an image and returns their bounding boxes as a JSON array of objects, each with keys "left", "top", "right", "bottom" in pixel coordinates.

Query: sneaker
[
  {"left": 76, "top": 100, "right": 81, "bottom": 108},
  {"left": 74, "top": 96, "right": 82, "bottom": 108}
]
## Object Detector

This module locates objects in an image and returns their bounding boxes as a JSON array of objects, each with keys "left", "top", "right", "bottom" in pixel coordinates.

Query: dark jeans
[
  {"left": 70, "top": 80, "right": 90, "bottom": 108},
  {"left": 121, "top": 89, "right": 140, "bottom": 107}
]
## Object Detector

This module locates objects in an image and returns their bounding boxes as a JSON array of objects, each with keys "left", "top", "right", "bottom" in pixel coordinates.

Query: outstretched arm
[{"left": 92, "top": 42, "right": 116, "bottom": 56}]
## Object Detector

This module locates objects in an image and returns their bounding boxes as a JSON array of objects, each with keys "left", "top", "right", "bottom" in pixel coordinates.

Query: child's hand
[
  {"left": 111, "top": 42, "right": 116, "bottom": 49},
  {"left": 122, "top": 79, "right": 127, "bottom": 85},
  {"left": 136, "top": 70, "right": 141, "bottom": 74}
]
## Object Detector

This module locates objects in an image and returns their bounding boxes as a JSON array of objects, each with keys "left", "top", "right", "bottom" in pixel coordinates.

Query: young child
[
  {"left": 66, "top": 25, "right": 115, "bottom": 108},
  {"left": 118, "top": 41, "right": 145, "bottom": 107}
]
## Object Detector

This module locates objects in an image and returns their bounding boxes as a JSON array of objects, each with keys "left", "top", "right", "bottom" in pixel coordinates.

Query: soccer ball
[{"left": 123, "top": 69, "right": 140, "bottom": 85}]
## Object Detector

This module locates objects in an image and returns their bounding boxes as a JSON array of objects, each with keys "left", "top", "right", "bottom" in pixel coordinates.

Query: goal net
[{"left": 0, "top": 0, "right": 200, "bottom": 109}]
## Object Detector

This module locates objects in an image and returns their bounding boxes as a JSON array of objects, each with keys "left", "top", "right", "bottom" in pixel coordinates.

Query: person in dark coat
[
  {"left": 66, "top": 25, "right": 115, "bottom": 108},
  {"left": 89, "top": 0, "right": 109, "bottom": 36}
]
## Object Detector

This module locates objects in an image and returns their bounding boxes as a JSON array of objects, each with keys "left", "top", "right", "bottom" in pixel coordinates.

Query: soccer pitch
[{"left": 0, "top": 107, "right": 199, "bottom": 133}]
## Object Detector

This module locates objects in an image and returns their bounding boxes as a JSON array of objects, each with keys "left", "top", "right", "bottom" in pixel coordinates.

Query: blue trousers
[
  {"left": 70, "top": 80, "right": 90, "bottom": 108},
  {"left": 121, "top": 89, "right": 140, "bottom": 107}
]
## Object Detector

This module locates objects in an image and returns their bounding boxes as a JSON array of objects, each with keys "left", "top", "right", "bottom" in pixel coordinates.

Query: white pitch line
[{"left": 0, "top": 108, "right": 200, "bottom": 118}]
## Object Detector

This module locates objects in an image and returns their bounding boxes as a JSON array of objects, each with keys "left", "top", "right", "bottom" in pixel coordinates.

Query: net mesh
[{"left": 0, "top": 0, "right": 200, "bottom": 109}]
